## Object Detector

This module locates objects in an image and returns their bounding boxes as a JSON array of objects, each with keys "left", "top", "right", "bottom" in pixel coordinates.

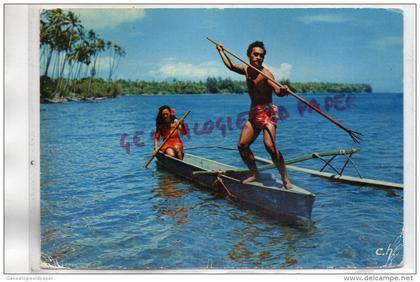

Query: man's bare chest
[{"left": 247, "top": 74, "right": 270, "bottom": 90}]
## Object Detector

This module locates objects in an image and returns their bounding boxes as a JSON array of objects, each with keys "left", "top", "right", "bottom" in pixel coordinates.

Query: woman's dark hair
[
  {"left": 247, "top": 41, "right": 266, "bottom": 57},
  {"left": 156, "top": 105, "right": 175, "bottom": 131}
]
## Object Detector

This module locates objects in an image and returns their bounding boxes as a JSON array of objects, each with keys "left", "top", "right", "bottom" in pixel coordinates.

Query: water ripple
[{"left": 41, "top": 93, "right": 403, "bottom": 269}]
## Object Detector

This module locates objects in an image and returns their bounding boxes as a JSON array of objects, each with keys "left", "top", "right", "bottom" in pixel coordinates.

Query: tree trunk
[
  {"left": 52, "top": 52, "right": 61, "bottom": 79},
  {"left": 44, "top": 48, "right": 54, "bottom": 77},
  {"left": 87, "top": 55, "right": 99, "bottom": 97},
  {"left": 62, "top": 61, "right": 74, "bottom": 95},
  {"left": 55, "top": 55, "right": 69, "bottom": 97},
  {"left": 108, "top": 49, "right": 114, "bottom": 81}
]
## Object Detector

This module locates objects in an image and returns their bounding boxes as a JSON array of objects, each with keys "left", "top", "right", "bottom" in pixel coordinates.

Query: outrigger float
[{"left": 155, "top": 146, "right": 403, "bottom": 222}]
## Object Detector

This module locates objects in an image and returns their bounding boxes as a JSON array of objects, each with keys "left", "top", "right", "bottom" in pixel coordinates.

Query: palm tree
[
  {"left": 86, "top": 30, "right": 106, "bottom": 96},
  {"left": 40, "top": 9, "right": 126, "bottom": 100},
  {"left": 40, "top": 17, "right": 52, "bottom": 74},
  {"left": 54, "top": 11, "right": 84, "bottom": 97},
  {"left": 94, "top": 38, "right": 105, "bottom": 79},
  {"left": 40, "top": 9, "right": 65, "bottom": 77},
  {"left": 107, "top": 43, "right": 126, "bottom": 81}
]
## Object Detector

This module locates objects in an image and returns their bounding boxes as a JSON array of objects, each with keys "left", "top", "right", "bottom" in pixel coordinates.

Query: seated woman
[{"left": 154, "top": 105, "right": 187, "bottom": 159}]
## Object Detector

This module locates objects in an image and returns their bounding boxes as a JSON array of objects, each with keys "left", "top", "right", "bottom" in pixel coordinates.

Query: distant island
[
  {"left": 40, "top": 76, "right": 372, "bottom": 103},
  {"left": 120, "top": 77, "right": 372, "bottom": 95}
]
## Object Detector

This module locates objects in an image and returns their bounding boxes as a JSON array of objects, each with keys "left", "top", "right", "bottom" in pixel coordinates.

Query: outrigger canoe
[
  {"left": 156, "top": 152, "right": 315, "bottom": 221},
  {"left": 155, "top": 147, "right": 403, "bottom": 222}
]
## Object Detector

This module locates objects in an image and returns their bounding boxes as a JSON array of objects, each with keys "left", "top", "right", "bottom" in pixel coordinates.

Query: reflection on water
[
  {"left": 152, "top": 171, "right": 190, "bottom": 225},
  {"left": 225, "top": 210, "right": 318, "bottom": 267},
  {"left": 155, "top": 177, "right": 186, "bottom": 199}
]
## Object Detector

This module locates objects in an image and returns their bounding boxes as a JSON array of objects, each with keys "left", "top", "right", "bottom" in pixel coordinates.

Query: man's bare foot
[
  {"left": 240, "top": 174, "right": 257, "bottom": 184},
  {"left": 283, "top": 179, "right": 293, "bottom": 190}
]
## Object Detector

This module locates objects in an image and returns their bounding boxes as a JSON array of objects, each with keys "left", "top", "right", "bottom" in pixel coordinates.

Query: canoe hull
[{"left": 156, "top": 153, "right": 315, "bottom": 221}]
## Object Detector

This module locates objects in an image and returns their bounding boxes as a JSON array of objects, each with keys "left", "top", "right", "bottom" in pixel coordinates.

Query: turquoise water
[{"left": 41, "top": 93, "right": 403, "bottom": 269}]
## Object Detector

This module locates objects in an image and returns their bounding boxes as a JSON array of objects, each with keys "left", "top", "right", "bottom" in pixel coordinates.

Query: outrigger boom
[
  {"left": 187, "top": 146, "right": 403, "bottom": 190},
  {"left": 255, "top": 149, "right": 403, "bottom": 190}
]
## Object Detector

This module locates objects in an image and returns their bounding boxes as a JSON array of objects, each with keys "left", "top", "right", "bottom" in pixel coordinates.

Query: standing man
[{"left": 215, "top": 41, "right": 292, "bottom": 189}]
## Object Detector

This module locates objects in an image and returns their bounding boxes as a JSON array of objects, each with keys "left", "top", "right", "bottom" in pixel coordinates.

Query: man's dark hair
[{"left": 247, "top": 41, "right": 266, "bottom": 57}]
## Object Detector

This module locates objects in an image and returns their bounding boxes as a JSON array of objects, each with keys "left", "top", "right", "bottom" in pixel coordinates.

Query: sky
[{"left": 67, "top": 7, "right": 404, "bottom": 93}]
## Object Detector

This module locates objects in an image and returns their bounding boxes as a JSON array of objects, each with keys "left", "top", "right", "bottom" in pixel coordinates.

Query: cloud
[
  {"left": 149, "top": 61, "right": 230, "bottom": 80},
  {"left": 369, "top": 36, "right": 402, "bottom": 49},
  {"left": 266, "top": 63, "right": 293, "bottom": 81},
  {"left": 297, "top": 14, "right": 351, "bottom": 24},
  {"left": 70, "top": 8, "right": 145, "bottom": 30},
  {"left": 147, "top": 60, "right": 293, "bottom": 82}
]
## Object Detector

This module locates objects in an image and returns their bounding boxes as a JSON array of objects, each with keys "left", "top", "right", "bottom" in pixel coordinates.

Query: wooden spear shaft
[{"left": 207, "top": 37, "right": 362, "bottom": 143}]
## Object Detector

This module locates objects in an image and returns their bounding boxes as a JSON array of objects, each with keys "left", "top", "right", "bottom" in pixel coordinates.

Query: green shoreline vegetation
[
  {"left": 40, "top": 9, "right": 372, "bottom": 103},
  {"left": 41, "top": 76, "right": 372, "bottom": 103}
]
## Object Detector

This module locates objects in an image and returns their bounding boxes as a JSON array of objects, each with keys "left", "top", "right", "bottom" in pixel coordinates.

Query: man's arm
[
  {"left": 264, "top": 69, "right": 290, "bottom": 97},
  {"left": 216, "top": 44, "right": 245, "bottom": 75}
]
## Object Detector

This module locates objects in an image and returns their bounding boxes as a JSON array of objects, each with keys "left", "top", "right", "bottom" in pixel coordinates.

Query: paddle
[
  {"left": 207, "top": 37, "right": 363, "bottom": 143},
  {"left": 144, "top": 110, "right": 191, "bottom": 169}
]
